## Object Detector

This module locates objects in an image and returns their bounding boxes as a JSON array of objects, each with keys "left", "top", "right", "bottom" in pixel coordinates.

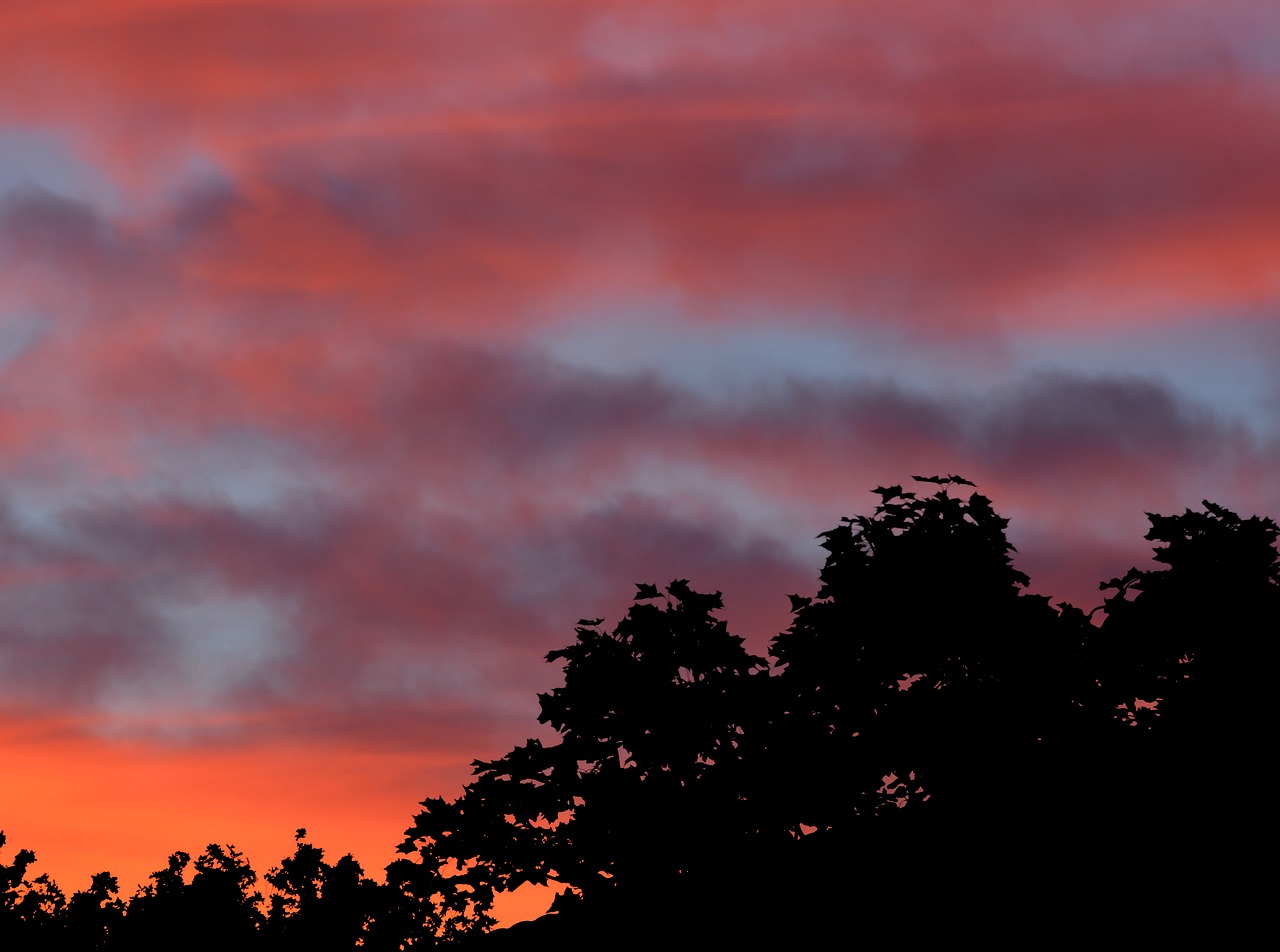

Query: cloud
[
  {"left": 1, "top": 1, "right": 1276, "bottom": 339},
  {"left": 0, "top": 324, "right": 1272, "bottom": 736},
  {"left": 0, "top": 0, "right": 1276, "bottom": 909}
]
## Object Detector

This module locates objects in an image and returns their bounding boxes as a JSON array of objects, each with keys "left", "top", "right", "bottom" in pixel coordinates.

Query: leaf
[{"left": 911, "top": 473, "right": 976, "bottom": 487}]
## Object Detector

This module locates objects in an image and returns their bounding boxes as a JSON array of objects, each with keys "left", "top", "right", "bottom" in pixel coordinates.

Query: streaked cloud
[{"left": 0, "top": 0, "right": 1275, "bottom": 908}]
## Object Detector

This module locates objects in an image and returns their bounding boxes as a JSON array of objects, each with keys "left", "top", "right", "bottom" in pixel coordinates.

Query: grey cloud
[{"left": 975, "top": 372, "right": 1251, "bottom": 474}]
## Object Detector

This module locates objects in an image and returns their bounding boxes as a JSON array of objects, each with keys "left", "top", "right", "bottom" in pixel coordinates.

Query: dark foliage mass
[{"left": 3, "top": 477, "right": 1275, "bottom": 948}]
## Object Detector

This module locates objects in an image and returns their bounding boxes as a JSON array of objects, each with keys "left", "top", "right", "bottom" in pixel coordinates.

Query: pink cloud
[
  {"left": 2, "top": 1, "right": 1276, "bottom": 336},
  {"left": 0, "top": 0, "right": 1275, "bottom": 913}
]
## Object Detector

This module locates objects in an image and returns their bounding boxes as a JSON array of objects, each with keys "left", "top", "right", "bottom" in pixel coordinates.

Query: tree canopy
[
  {"left": 397, "top": 578, "right": 770, "bottom": 934},
  {"left": 394, "top": 476, "right": 1276, "bottom": 942},
  {"left": 3, "top": 476, "right": 1275, "bottom": 947}
]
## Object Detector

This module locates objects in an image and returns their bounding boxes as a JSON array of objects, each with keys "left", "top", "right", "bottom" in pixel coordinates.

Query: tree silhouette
[
  {"left": 397, "top": 580, "right": 769, "bottom": 938},
  {"left": 117, "top": 844, "right": 263, "bottom": 950},
  {"left": 1, "top": 833, "right": 64, "bottom": 946},
  {"left": 1086, "top": 502, "right": 1278, "bottom": 877},
  {"left": 767, "top": 477, "right": 1079, "bottom": 825},
  {"left": 116, "top": 850, "right": 192, "bottom": 950},
  {"left": 2, "top": 482, "right": 1274, "bottom": 946},
  {"left": 739, "top": 477, "right": 1112, "bottom": 931},
  {"left": 398, "top": 477, "right": 1277, "bottom": 942},
  {"left": 0, "top": 829, "right": 458, "bottom": 950},
  {"left": 264, "top": 829, "right": 398, "bottom": 951},
  {"left": 1096, "top": 500, "right": 1278, "bottom": 736},
  {"left": 60, "top": 871, "right": 124, "bottom": 951}
]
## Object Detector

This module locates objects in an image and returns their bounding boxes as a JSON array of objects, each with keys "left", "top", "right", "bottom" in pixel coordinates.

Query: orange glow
[
  {"left": 0, "top": 708, "right": 563, "bottom": 926},
  {"left": 0, "top": 708, "right": 515, "bottom": 911}
]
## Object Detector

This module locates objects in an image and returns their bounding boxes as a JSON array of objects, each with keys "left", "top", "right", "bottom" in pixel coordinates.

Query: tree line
[{"left": 5, "top": 476, "right": 1276, "bottom": 947}]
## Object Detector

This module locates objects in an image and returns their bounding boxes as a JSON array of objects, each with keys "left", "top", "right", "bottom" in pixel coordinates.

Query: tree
[
  {"left": 397, "top": 580, "right": 769, "bottom": 933},
  {"left": 1, "top": 832, "right": 64, "bottom": 946},
  {"left": 396, "top": 480, "right": 1126, "bottom": 938},
  {"left": 1, "top": 483, "right": 1269, "bottom": 945},
  {"left": 761, "top": 486, "right": 1276, "bottom": 932},
  {"left": 766, "top": 476, "right": 1089, "bottom": 831},
  {"left": 1090, "top": 501, "right": 1278, "bottom": 828},
  {"left": 60, "top": 872, "right": 124, "bottom": 951},
  {"left": 265, "top": 829, "right": 394, "bottom": 951},
  {"left": 1096, "top": 500, "right": 1278, "bottom": 728},
  {"left": 119, "top": 844, "right": 263, "bottom": 950}
]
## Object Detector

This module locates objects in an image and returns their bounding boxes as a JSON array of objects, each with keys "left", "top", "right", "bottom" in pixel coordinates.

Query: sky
[{"left": 1, "top": 0, "right": 1278, "bottom": 923}]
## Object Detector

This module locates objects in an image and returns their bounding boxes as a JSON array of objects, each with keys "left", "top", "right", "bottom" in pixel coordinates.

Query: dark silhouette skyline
[{"left": 5, "top": 476, "right": 1276, "bottom": 947}]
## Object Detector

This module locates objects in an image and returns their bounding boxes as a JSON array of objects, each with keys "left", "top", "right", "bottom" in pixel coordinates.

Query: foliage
[
  {"left": 0, "top": 829, "right": 470, "bottom": 950},
  {"left": 61, "top": 871, "right": 124, "bottom": 950},
  {"left": 396, "top": 476, "right": 1278, "bottom": 938},
  {"left": 115, "top": 844, "right": 262, "bottom": 950},
  {"left": 397, "top": 579, "right": 769, "bottom": 914},
  {"left": 264, "top": 830, "right": 398, "bottom": 951},
  {"left": 1097, "top": 501, "right": 1280, "bottom": 719},
  {"left": 3, "top": 479, "right": 1276, "bottom": 944},
  {"left": 1, "top": 832, "right": 64, "bottom": 945},
  {"left": 765, "top": 476, "right": 1094, "bottom": 828},
  {"left": 1088, "top": 501, "right": 1279, "bottom": 832}
]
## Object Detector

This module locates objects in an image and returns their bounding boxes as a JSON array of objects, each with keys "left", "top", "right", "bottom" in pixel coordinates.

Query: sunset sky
[{"left": 1, "top": 0, "right": 1278, "bottom": 922}]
